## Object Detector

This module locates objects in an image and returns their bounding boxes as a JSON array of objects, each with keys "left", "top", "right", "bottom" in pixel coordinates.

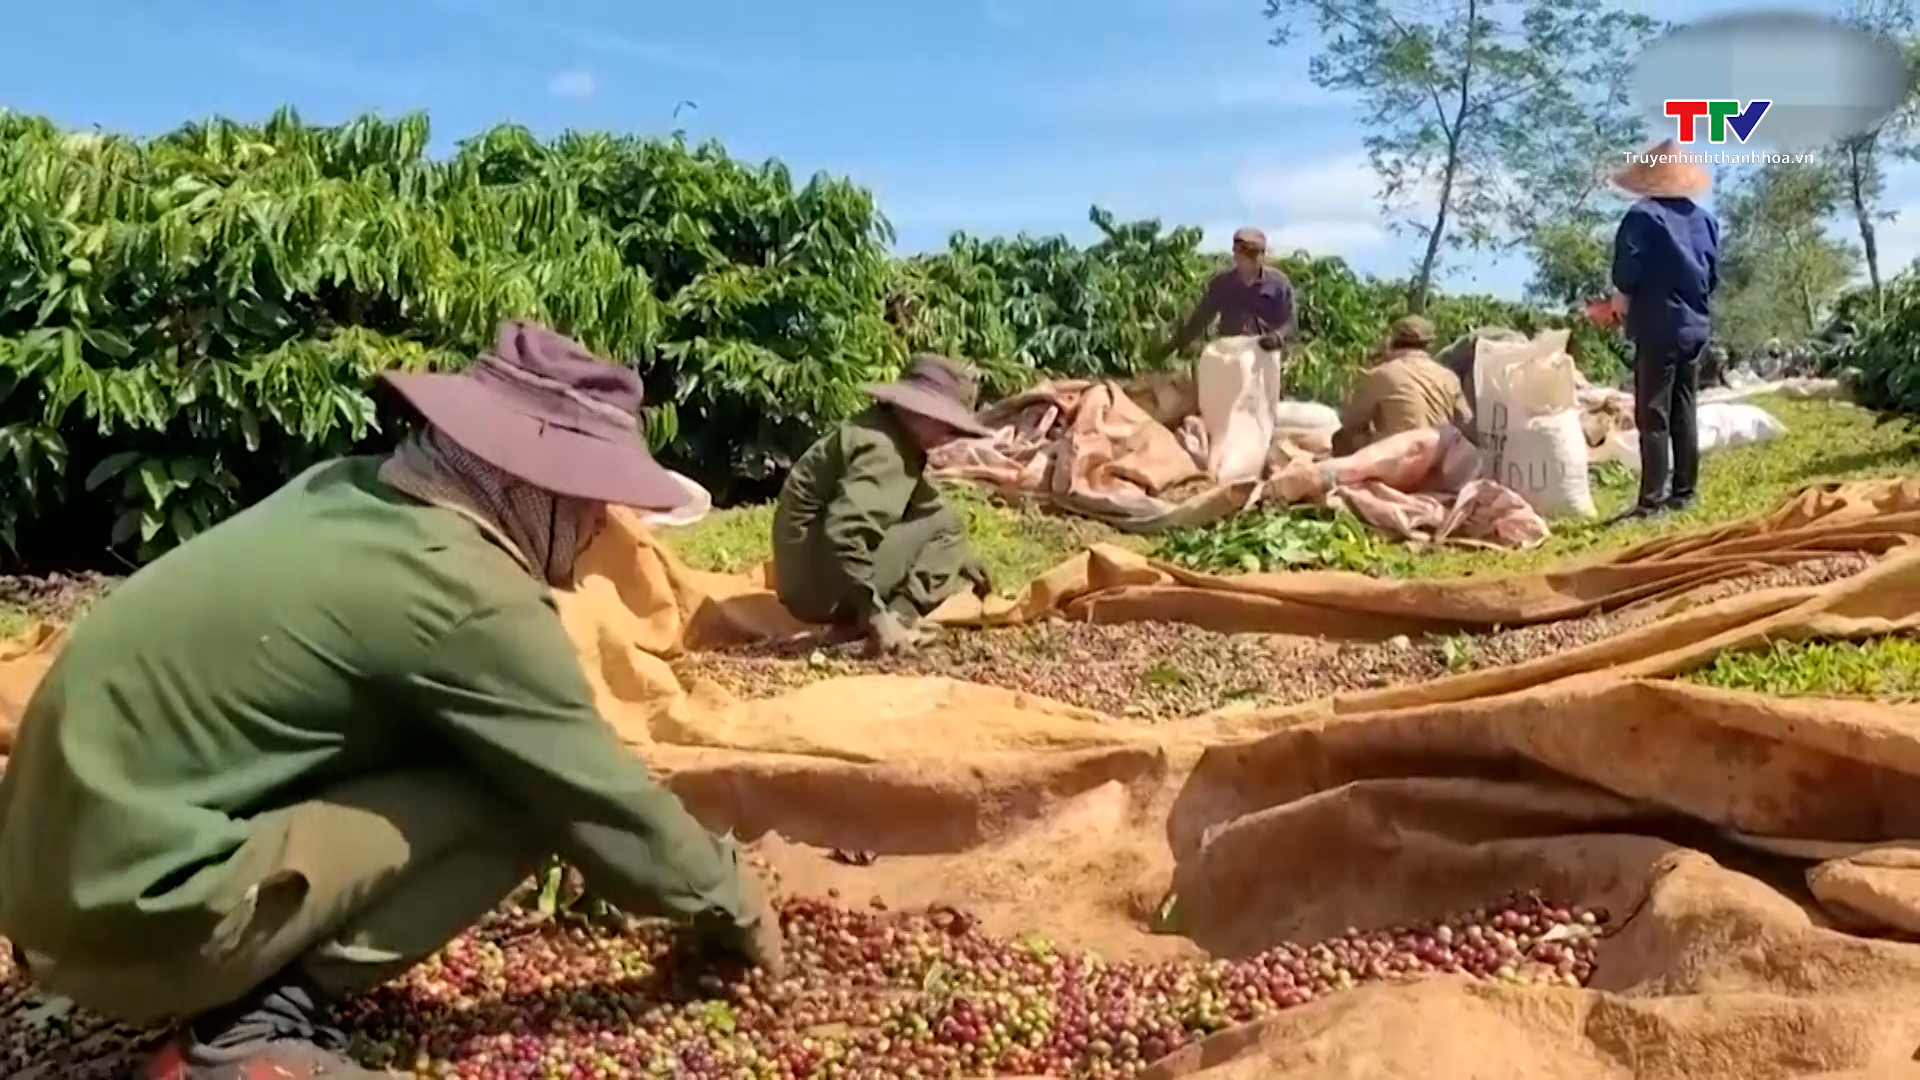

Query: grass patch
[
  {"left": 1370, "top": 396, "right": 1920, "bottom": 578},
  {"left": 1685, "top": 636, "right": 1920, "bottom": 701},
  {"left": 663, "top": 483, "right": 1151, "bottom": 591},
  {"left": 4, "top": 397, "right": 1910, "bottom": 639},
  {"left": 664, "top": 397, "right": 1917, "bottom": 588}
]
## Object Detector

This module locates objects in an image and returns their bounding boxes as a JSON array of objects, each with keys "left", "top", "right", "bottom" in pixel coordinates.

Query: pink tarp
[{"left": 927, "top": 377, "right": 1550, "bottom": 547}]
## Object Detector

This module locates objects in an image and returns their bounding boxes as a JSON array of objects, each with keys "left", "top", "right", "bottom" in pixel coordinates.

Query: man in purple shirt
[{"left": 1151, "top": 226, "right": 1298, "bottom": 360}]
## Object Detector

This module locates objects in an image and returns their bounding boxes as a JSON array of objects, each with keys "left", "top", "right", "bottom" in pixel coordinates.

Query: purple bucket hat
[
  {"left": 865, "top": 354, "right": 992, "bottom": 438},
  {"left": 381, "top": 321, "right": 688, "bottom": 510}
]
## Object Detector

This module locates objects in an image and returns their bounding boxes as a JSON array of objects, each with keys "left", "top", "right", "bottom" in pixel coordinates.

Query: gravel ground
[
  {"left": 0, "top": 572, "right": 117, "bottom": 626},
  {"left": 677, "top": 555, "right": 1879, "bottom": 720}
]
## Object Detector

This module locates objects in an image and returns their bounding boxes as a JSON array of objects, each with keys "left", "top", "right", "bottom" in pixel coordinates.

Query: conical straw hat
[{"left": 1611, "top": 138, "right": 1710, "bottom": 200}]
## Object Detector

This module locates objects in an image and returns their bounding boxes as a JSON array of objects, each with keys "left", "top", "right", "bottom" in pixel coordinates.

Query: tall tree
[
  {"left": 1504, "top": 7, "right": 1655, "bottom": 311},
  {"left": 1833, "top": 0, "right": 1920, "bottom": 305},
  {"left": 1262, "top": 0, "right": 1655, "bottom": 313},
  {"left": 1715, "top": 162, "right": 1861, "bottom": 351},
  {"left": 1524, "top": 220, "right": 1611, "bottom": 309}
]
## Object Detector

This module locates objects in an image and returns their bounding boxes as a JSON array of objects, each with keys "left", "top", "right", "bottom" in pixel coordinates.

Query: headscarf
[{"left": 381, "top": 427, "right": 589, "bottom": 588}]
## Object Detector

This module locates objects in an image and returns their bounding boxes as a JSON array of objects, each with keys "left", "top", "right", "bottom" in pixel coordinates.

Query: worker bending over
[
  {"left": 1151, "top": 226, "right": 1297, "bottom": 359},
  {"left": 773, "top": 354, "right": 994, "bottom": 657},
  {"left": 1332, "top": 315, "right": 1472, "bottom": 457},
  {"left": 0, "top": 322, "right": 782, "bottom": 1080}
]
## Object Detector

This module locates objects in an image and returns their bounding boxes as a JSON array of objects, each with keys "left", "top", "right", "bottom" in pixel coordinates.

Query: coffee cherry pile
[
  {"left": 1, "top": 889, "right": 1604, "bottom": 1079},
  {"left": 337, "top": 890, "right": 1603, "bottom": 1079}
]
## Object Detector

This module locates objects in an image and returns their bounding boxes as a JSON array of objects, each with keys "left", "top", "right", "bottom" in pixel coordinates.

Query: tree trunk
[
  {"left": 1408, "top": 0, "right": 1478, "bottom": 315},
  {"left": 1844, "top": 143, "right": 1884, "bottom": 309},
  {"left": 1410, "top": 164, "right": 1453, "bottom": 314},
  {"left": 1778, "top": 230, "right": 1823, "bottom": 333}
]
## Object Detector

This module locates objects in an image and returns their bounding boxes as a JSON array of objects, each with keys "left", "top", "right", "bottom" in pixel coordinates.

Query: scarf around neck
[{"left": 381, "top": 428, "right": 584, "bottom": 587}]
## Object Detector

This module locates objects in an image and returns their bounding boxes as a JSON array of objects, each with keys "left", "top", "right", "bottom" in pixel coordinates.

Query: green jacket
[
  {"left": 0, "top": 457, "right": 749, "bottom": 964},
  {"left": 772, "top": 407, "right": 939, "bottom": 621}
]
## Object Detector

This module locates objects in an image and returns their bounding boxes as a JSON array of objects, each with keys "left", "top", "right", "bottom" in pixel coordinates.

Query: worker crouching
[
  {"left": 0, "top": 322, "right": 783, "bottom": 1080},
  {"left": 772, "top": 354, "right": 996, "bottom": 658},
  {"left": 1331, "top": 315, "right": 1473, "bottom": 457}
]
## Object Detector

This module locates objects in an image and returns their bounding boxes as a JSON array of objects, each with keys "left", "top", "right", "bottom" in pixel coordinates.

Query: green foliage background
[
  {"left": 1823, "top": 276, "right": 1920, "bottom": 419},
  {"left": 0, "top": 107, "right": 1627, "bottom": 569}
]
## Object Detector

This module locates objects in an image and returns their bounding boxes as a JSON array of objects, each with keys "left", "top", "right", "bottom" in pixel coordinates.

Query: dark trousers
[{"left": 1631, "top": 338, "right": 1704, "bottom": 510}]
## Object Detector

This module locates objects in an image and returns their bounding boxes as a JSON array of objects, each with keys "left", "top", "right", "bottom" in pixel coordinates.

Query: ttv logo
[{"left": 1664, "top": 100, "right": 1771, "bottom": 144}]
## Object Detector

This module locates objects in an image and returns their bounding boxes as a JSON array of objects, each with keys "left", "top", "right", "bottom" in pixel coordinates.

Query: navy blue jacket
[
  {"left": 1165, "top": 266, "right": 1296, "bottom": 354},
  {"left": 1610, "top": 197, "right": 1720, "bottom": 351}
]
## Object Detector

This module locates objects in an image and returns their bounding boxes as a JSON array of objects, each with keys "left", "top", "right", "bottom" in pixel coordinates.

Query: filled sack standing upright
[
  {"left": 1435, "top": 326, "right": 1526, "bottom": 425},
  {"left": 1473, "top": 329, "right": 1597, "bottom": 518},
  {"left": 1195, "top": 335, "right": 1283, "bottom": 485}
]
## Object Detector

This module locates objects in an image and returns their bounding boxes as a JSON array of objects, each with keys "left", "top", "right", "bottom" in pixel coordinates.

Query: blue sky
[{"left": 4, "top": 0, "right": 1914, "bottom": 300}]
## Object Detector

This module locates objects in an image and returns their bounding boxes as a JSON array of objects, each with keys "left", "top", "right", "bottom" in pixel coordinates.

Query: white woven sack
[
  {"left": 1473, "top": 329, "right": 1596, "bottom": 518},
  {"left": 1196, "top": 335, "right": 1283, "bottom": 484}
]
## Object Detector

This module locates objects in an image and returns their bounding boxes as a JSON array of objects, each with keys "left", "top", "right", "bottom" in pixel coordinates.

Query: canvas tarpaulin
[
  {"left": 6, "top": 477, "right": 1920, "bottom": 1078},
  {"left": 923, "top": 376, "right": 1555, "bottom": 546}
]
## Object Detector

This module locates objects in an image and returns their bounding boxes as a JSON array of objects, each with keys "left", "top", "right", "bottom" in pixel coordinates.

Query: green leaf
[
  {"left": 169, "top": 457, "right": 210, "bottom": 485},
  {"left": 58, "top": 327, "right": 80, "bottom": 371},
  {"left": 81, "top": 327, "right": 135, "bottom": 360},
  {"left": 169, "top": 504, "right": 198, "bottom": 544},
  {"left": 84, "top": 450, "right": 145, "bottom": 492},
  {"left": 138, "top": 459, "right": 175, "bottom": 508},
  {"left": 110, "top": 508, "right": 143, "bottom": 547}
]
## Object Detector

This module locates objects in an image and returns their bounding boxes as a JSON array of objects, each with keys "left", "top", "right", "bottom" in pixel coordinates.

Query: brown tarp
[
  {"left": 923, "top": 376, "right": 1553, "bottom": 546},
  {"left": 7, "top": 477, "right": 1920, "bottom": 1078}
]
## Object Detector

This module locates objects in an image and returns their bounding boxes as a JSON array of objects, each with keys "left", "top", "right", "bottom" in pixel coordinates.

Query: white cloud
[
  {"left": 1863, "top": 205, "right": 1920, "bottom": 276},
  {"left": 1269, "top": 220, "right": 1394, "bottom": 253},
  {"left": 547, "top": 68, "right": 596, "bottom": 100},
  {"left": 1227, "top": 154, "right": 1406, "bottom": 255},
  {"left": 1224, "top": 152, "right": 1525, "bottom": 266}
]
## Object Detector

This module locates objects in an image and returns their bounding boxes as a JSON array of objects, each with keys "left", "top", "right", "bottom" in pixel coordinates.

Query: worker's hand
[
  {"left": 732, "top": 872, "right": 787, "bottom": 979},
  {"left": 960, "top": 558, "right": 994, "bottom": 598},
  {"left": 1256, "top": 332, "right": 1285, "bottom": 352},
  {"left": 689, "top": 869, "right": 787, "bottom": 979},
  {"left": 865, "top": 608, "right": 924, "bottom": 658}
]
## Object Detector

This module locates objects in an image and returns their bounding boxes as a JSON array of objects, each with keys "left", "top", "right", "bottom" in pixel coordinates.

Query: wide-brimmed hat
[
  {"left": 1611, "top": 139, "right": 1710, "bottom": 200},
  {"left": 381, "top": 321, "right": 687, "bottom": 510},
  {"left": 1388, "top": 315, "right": 1434, "bottom": 351},
  {"left": 865, "top": 354, "right": 993, "bottom": 438}
]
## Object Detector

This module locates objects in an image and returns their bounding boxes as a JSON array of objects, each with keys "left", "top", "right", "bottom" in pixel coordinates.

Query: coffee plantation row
[
  {"left": 1820, "top": 276, "right": 1920, "bottom": 423},
  {"left": 0, "top": 106, "right": 1622, "bottom": 569}
]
